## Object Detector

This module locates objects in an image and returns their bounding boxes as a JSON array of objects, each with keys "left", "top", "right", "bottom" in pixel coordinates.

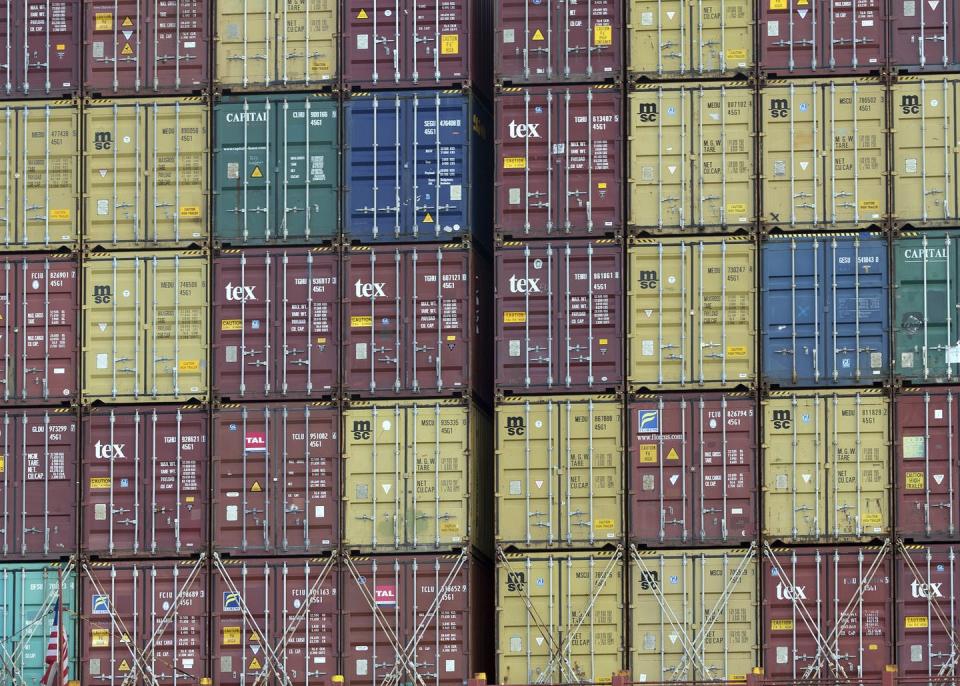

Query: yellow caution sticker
[
  {"left": 56, "top": 44, "right": 65, "bottom": 51},
  {"left": 727, "top": 49, "right": 748, "bottom": 59},
  {"left": 594, "top": 518, "right": 614, "bottom": 530},
  {"left": 905, "top": 471, "right": 925, "bottom": 490},
  {"left": 186, "top": 496, "right": 194, "bottom": 503},
  {"left": 121, "top": 43, "right": 134, "bottom": 56},
  {"left": 532, "top": 28, "right": 545, "bottom": 41},
  {"left": 727, "top": 346, "right": 748, "bottom": 358},
  {"left": 638, "top": 445, "right": 658, "bottom": 464},
  {"left": 770, "top": 0, "right": 787, "bottom": 8},
  {"left": 95, "top": 12, "right": 113, "bottom": 30},
  {"left": 440, "top": 520, "right": 459, "bottom": 533},
  {"left": 599, "top": 338, "right": 608, "bottom": 345},
  {"left": 860, "top": 199, "right": 880, "bottom": 210},
  {"left": 351, "top": 315, "right": 373, "bottom": 328},
  {"left": 905, "top": 616, "right": 928, "bottom": 628},
  {"left": 726, "top": 203, "right": 747, "bottom": 214},
  {"left": 0, "top": 456, "right": 5, "bottom": 474},
  {"left": 593, "top": 25, "right": 612, "bottom": 46},
  {"left": 770, "top": 619, "right": 793, "bottom": 631},
  {"left": 251, "top": 480, "right": 263, "bottom": 493},
  {"left": 91, "top": 628, "right": 110, "bottom": 648},
  {"left": 446, "top": 335, "right": 456, "bottom": 341},
  {"left": 251, "top": 166, "right": 263, "bottom": 178},
  {"left": 50, "top": 208, "right": 70, "bottom": 220},
  {"left": 598, "top": 182, "right": 607, "bottom": 189},
  {"left": 797, "top": 0, "right": 808, "bottom": 5},
  {"left": 179, "top": 359, "right": 199, "bottom": 371},
  {"left": 666, "top": 447, "right": 679, "bottom": 460},
  {"left": 223, "top": 626, "right": 241, "bottom": 646},
  {"left": 422, "top": 212, "right": 434, "bottom": 223},
  {"left": 441, "top": 34, "right": 460, "bottom": 54},
  {"left": 90, "top": 477, "right": 112, "bottom": 489},
  {"left": 503, "top": 157, "right": 526, "bottom": 169},
  {"left": 118, "top": 659, "right": 130, "bottom": 672},
  {"left": 180, "top": 206, "right": 200, "bottom": 218},
  {"left": 728, "top": 676, "right": 747, "bottom": 683},
  {"left": 862, "top": 512, "right": 882, "bottom": 525},
  {"left": 357, "top": 8, "right": 368, "bottom": 18},
  {"left": 868, "top": 644, "right": 878, "bottom": 651},
  {"left": 503, "top": 311, "right": 526, "bottom": 323},
  {"left": 249, "top": 657, "right": 262, "bottom": 671},
  {"left": 122, "top": 16, "right": 134, "bottom": 27},
  {"left": 222, "top": 319, "right": 243, "bottom": 331}
]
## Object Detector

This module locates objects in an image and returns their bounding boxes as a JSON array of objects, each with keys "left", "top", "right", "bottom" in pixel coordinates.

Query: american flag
[{"left": 39, "top": 587, "right": 68, "bottom": 686}]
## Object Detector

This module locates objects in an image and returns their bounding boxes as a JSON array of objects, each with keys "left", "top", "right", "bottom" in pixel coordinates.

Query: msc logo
[
  {"left": 352, "top": 420, "right": 372, "bottom": 441},
  {"left": 637, "top": 410, "right": 659, "bottom": 433},
  {"left": 505, "top": 416, "right": 525, "bottom": 436},
  {"left": 223, "top": 592, "right": 242, "bottom": 612},
  {"left": 93, "top": 284, "right": 112, "bottom": 304},
  {"left": 769, "top": 99, "right": 789, "bottom": 118},
  {"left": 775, "top": 582, "right": 806, "bottom": 600},
  {"left": 91, "top": 595, "right": 111, "bottom": 614},
  {"left": 638, "top": 571, "right": 659, "bottom": 590},
  {"left": 93, "top": 131, "right": 113, "bottom": 151},
  {"left": 636, "top": 103, "right": 657, "bottom": 122},
  {"left": 901, "top": 94, "right": 921, "bottom": 115},
  {"left": 636, "top": 270, "right": 658, "bottom": 289},
  {"left": 506, "top": 572, "right": 526, "bottom": 593},
  {"left": 771, "top": 409, "right": 791, "bottom": 430}
]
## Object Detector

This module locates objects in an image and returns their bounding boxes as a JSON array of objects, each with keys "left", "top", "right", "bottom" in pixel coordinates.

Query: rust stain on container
[{"left": 0, "top": 2, "right": 80, "bottom": 99}]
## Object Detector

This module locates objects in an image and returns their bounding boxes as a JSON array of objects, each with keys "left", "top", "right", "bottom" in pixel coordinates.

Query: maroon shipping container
[
  {"left": 81, "top": 405, "right": 208, "bottom": 557},
  {"left": 897, "top": 544, "right": 960, "bottom": 676},
  {"left": 211, "top": 556, "right": 338, "bottom": 685},
  {"left": 891, "top": 1, "right": 960, "bottom": 72},
  {"left": 496, "top": 240, "right": 623, "bottom": 395},
  {"left": 896, "top": 387, "right": 960, "bottom": 542},
  {"left": 0, "top": 408, "right": 76, "bottom": 559},
  {"left": 341, "top": 552, "right": 492, "bottom": 686},
  {"left": 212, "top": 402, "right": 339, "bottom": 555},
  {"left": 342, "top": 245, "right": 491, "bottom": 400},
  {"left": 763, "top": 546, "right": 892, "bottom": 679},
  {"left": 84, "top": 0, "right": 209, "bottom": 95},
  {"left": 81, "top": 559, "right": 209, "bottom": 685},
  {"left": 496, "top": 86, "right": 622, "bottom": 240},
  {"left": 495, "top": 0, "right": 622, "bottom": 84},
  {"left": 212, "top": 248, "right": 338, "bottom": 401},
  {"left": 0, "top": 256, "right": 78, "bottom": 404},
  {"left": 629, "top": 393, "right": 756, "bottom": 546},
  {"left": 759, "top": 0, "right": 885, "bottom": 77},
  {"left": 0, "top": 1, "right": 79, "bottom": 98}
]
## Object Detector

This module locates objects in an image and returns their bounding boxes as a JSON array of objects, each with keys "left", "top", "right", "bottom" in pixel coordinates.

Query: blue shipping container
[
  {"left": 343, "top": 90, "right": 491, "bottom": 245},
  {"left": 762, "top": 233, "right": 889, "bottom": 387}
]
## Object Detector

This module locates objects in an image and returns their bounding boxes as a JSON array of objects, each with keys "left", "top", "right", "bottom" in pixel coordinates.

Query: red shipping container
[
  {"left": 897, "top": 543, "right": 960, "bottom": 676},
  {"left": 211, "top": 556, "right": 338, "bottom": 685},
  {"left": 629, "top": 393, "right": 757, "bottom": 546},
  {"left": 896, "top": 387, "right": 960, "bottom": 542},
  {"left": 211, "top": 402, "right": 339, "bottom": 555},
  {"left": 759, "top": 0, "right": 885, "bottom": 77},
  {"left": 890, "top": 1, "right": 960, "bottom": 72},
  {"left": 81, "top": 559, "right": 209, "bottom": 686},
  {"left": 495, "top": 0, "right": 622, "bottom": 84},
  {"left": 81, "top": 405, "right": 208, "bottom": 557},
  {"left": 341, "top": 552, "right": 492, "bottom": 686},
  {"left": 763, "top": 546, "right": 892, "bottom": 679},
  {"left": 496, "top": 240, "right": 623, "bottom": 395},
  {"left": 0, "top": 408, "right": 76, "bottom": 559},
  {"left": 84, "top": 0, "right": 209, "bottom": 95},
  {"left": 342, "top": 245, "right": 491, "bottom": 400},
  {"left": 0, "top": 1, "right": 79, "bottom": 99},
  {"left": 496, "top": 86, "right": 622, "bottom": 240},
  {"left": 212, "top": 248, "right": 339, "bottom": 401}
]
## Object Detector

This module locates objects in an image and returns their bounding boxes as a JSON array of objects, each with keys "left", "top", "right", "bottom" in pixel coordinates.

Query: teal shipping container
[{"left": 213, "top": 94, "right": 339, "bottom": 246}]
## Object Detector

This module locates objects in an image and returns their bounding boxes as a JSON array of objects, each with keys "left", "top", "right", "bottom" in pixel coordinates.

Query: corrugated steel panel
[
  {"left": 629, "top": 84, "right": 755, "bottom": 233},
  {"left": 342, "top": 399, "right": 492, "bottom": 554},
  {"left": 211, "top": 402, "right": 339, "bottom": 555},
  {"left": 495, "top": 86, "right": 623, "bottom": 240},
  {"left": 84, "top": 98, "right": 209, "bottom": 249},
  {"left": 0, "top": 2, "right": 80, "bottom": 99},
  {"left": 629, "top": 393, "right": 757, "bottom": 546},
  {"left": 627, "top": 0, "right": 753, "bottom": 80},
  {"left": 627, "top": 236, "right": 756, "bottom": 390},
  {"left": 343, "top": 91, "right": 492, "bottom": 245},
  {"left": 214, "top": 0, "right": 336, "bottom": 91},
  {"left": 897, "top": 543, "right": 960, "bottom": 676},
  {"left": 82, "top": 251, "right": 208, "bottom": 404},
  {"left": 761, "top": 233, "right": 889, "bottom": 387},
  {"left": 213, "top": 94, "right": 338, "bottom": 246},
  {"left": 213, "top": 248, "right": 339, "bottom": 401},
  {"left": 760, "top": 79, "right": 887, "bottom": 231},
  {"left": 496, "top": 395, "right": 623, "bottom": 548},
  {"left": 762, "top": 390, "right": 890, "bottom": 543},
  {"left": 891, "top": 0, "right": 960, "bottom": 72},
  {"left": 84, "top": 0, "right": 209, "bottom": 96}
]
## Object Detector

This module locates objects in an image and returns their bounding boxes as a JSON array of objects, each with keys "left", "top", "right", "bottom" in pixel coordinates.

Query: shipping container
[
  {"left": 81, "top": 559, "right": 209, "bottom": 686},
  {"left": 629, "top": 393, "right": 756, "bottom": 546},
  {"left": 0, "top": 2, "right": 79, "bottom": 99},
  {"left": 762, "top": 390, "right": 889, "bottom": 543},
  {"left": 343, "top": 399, "right": 491, "bottom": 553},
  {"left": 628, "top": 84, "right": 755, "bottom": 233},
  {"left": 627, "top": 236, "right": 756, "bottom": 390},
  {"left": 894, "top": 231, "right": 960, "bottom": 384},
  {"left": 495, "top": 86, "right": 622, "bottom": 240},
  {"left": 762, "top": 545, "right": 892, "bottom": 679},
  {"left": 343, "top": 91, "right": 492, "bottom": 245},
  {"left": 627, "top": 0, "right": 753, "bottom": 80},
  {"left": 890, "top": 76, "right": 960, "bottom": 229},
  {"left": 82, "top": 251, "right": 208, "bottom": 404},
  {"left": 0, "top": 409, "right": 76, "bottom": 559},
  {"left": 0, "top": 562, "right": 78, "bottom": 684},
  {"left": 496, "top": 395, "right": 623, "bottom": 549},
  {"left": 630, "top": 546, "right": 757, "bottom": 681},
  {"left": 343, "top": 0, "right": 491, "bottom": 91},
  {"left": 81, "top": 405, "right": 207, "bottom": 557},
  {"left": 84, "top": 0, "right": 209, "bottom": 96},
  {"left": 497, "top": 549, "right": 624, "bottom": 684},
  {"left": 212, "top": 402, "right": 339, "bottom": 555},
  {"left": 84, "top": 98, "right": 209, "bottom": 249},
  {"left": 896, "top": 543, "right": 960, "bottom": 676},
  {"left": 758, "top": 0, "right": 885, "bottom": 77},
  {"left": 213, "top": 94, "right": 338, "bottom": 246},
  {"left": 211, "top": 555, "right": 338, "bottom": 685},
  {"left": 0, "top": 101, "right": 79, "bottom": 250},
  {"left": 214, "top": 0, "right": 336, "bottom": 91},
  {"left": 760, "top": 80, "right": 887, "bottom": 232},
  {"left": 343, "top": 244, "right": 490, "bottom": 399},
  {"left": 342, "top": 551, "right": 492, "bottom": 686},
  {"left": 0, "top": 255, "right": 79, "bottom": 404},
  {"left": 761, "top": 234, "right": 889, "bottom": 388},
  {"left": 495, "top": 0, "right": 621, "bottom": 84},
  {"left": 895, "top": 387, "right": 960, "bottom": 541},
  {"left": 890, "top": 0, "right": 960, "bottom": 72},
  {"left": 213, "top": 248, "right": 339, "bottom": 401}
]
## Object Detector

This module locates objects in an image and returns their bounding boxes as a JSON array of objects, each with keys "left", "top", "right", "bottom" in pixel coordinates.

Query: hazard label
[
  {"left": 357, "top": 8, "right": 368, "bottom": 18},
  {"left": 249, "top": 632, "right": 260, "bottom": 642},
  {"left": 0, "top": 456, "right": 5, "bottom": 474},
  {"left": 122, "top": 16, "right": 134, "bottom": 27},
  {"left": 251, "top": 481, "right": 263, "bottom": 493},
  {"left": 422, "top": 212, "right": 434, "bottom": 223},
  {"left": 121, "top": 43, "right": 134, "bottom": 56},
  {"left": 532, "top": 29, "right": 545, "bottom": 41},
  {"left": 95, "top": 13, "right": 112, "bottom": 30},
  {"left": 118, "top": 659, "right": 130, "bottom": 672},
  {"left": 251, "top": 166, "right": 263, "bottom": 178},
  {"left": 249, "top": 657, "right": 262, "bottom": 671},
  {"left": 223, "top": 626, "right": 241, "bottom": 645},
  {"left": 666, "top": 448, "right": 679, "bottom": 461}
]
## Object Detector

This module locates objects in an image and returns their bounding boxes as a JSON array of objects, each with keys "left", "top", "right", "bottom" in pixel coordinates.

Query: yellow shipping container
[
  {"left": 763, "top": 390, "right": 890, "bottom": 543},
  {"left": 82, "top": 251, "right": 209, "bottom": 404}
]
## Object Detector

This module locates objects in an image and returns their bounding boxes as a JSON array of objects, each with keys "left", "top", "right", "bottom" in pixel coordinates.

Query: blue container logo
[
  {"left": 92, "top": 594, "right": 110, "bottom": 614},
  {"left": 223, "top": 591, "right": 242, "bottom": 612},
  {"left": 637, "top": 410, "right": 659, "bottom": 433}
]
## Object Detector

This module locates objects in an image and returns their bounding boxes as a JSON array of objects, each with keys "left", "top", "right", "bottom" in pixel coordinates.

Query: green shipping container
[
  {"left": 0, "top": 562, "right": 77, "bottom": 684},
  {"left": 214, "top": 95, "right": 339, "bottom": 246}
]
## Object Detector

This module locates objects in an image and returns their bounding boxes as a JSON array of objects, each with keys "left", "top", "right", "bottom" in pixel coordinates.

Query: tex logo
[
  {"left": 91, "top": 594, "right": 110, "bottom": 614},
  {"left": 223, "top": 592, "right": 242, "bottom": 612},
  {"left": 638, "top": 410, "right": 659, "bottom": 433}
]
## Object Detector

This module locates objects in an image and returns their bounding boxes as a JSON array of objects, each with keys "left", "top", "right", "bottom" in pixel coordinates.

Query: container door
[
  {"left": 412, "top": 0, "right": 471, "bottom": 86},
  {"left": 407, "top": 557, "right": 472, "bottom": 686},
  {"left": 628, "top": 0, "right": 686, "bottom": 78},
  {"left": 145, "top": 563, "right": 208, "bottom": 684},
  {"left": 0, "top": 262, "right": 14, "bottom": 400},
  {"left": 825, "top": 0, "right": 884, "bottom": 72},
  {"left": 20, "top": 1, "right": 79, "bottom": 97},
  {"left": 631, "top": 551, "right": 693, "bottom": 679},
  {"left": 275, "top": 559, "right": 339, "bottom": 682},
  {"left": 216, "top": 0, "right": 273, "bottom": 88},
  {"left": 497, "top": 555, "right": 558, "bottom": 682},
  {"left": 763, "top": 549, "right": 825, "bottom": 678},
  {"left": 276, "top": 0, "right": 336, "bottom": 86},
  {"left": 82, "top": 565, "right": 142, "bottom": 683},
  {"left": 695, "top": 549, "right": 757, "bottom": 680},
  {"left": 759, "top": 0, "right": 817, "bottom": 74},
  {"left": 561, "top": 554, "right": 623, "bottom": 680},
  {"left": 214, "top": 99, "right": 272, "bottom": 244},
  {"left": 0, "top": 109, "right": 12, "bottom": 246},
  {"left": 897, "top": 544, "right": 960, "bottom": 676},
  {"left": 342, "top": 557, "right": 408, "bottom": 683},
  {"left": 341, "top": 0, "right": 403, "bottom": 85},
  {"left": 9, "top": 565, "right": 78, "bottom": 684},
  {"left": 85, "top": 0, "right": 143, "bottom": 94},
  {"left": 213, "top": 562, "right": 271, "bottom": 684},
  {"left": 828, "top": 548, "right": 891, "bottom": 677},
  {"left": 495, "top": 0, "right": 554, "bottom": 81},
  {"left": 891, "top": 0, "right": 955, "bottom": 70},
  {"left": 696, "top": 0, "right": 754, "bottom": 77},
  {"left": 151, "top": 0, "right": 209, "bottom": 92}
]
